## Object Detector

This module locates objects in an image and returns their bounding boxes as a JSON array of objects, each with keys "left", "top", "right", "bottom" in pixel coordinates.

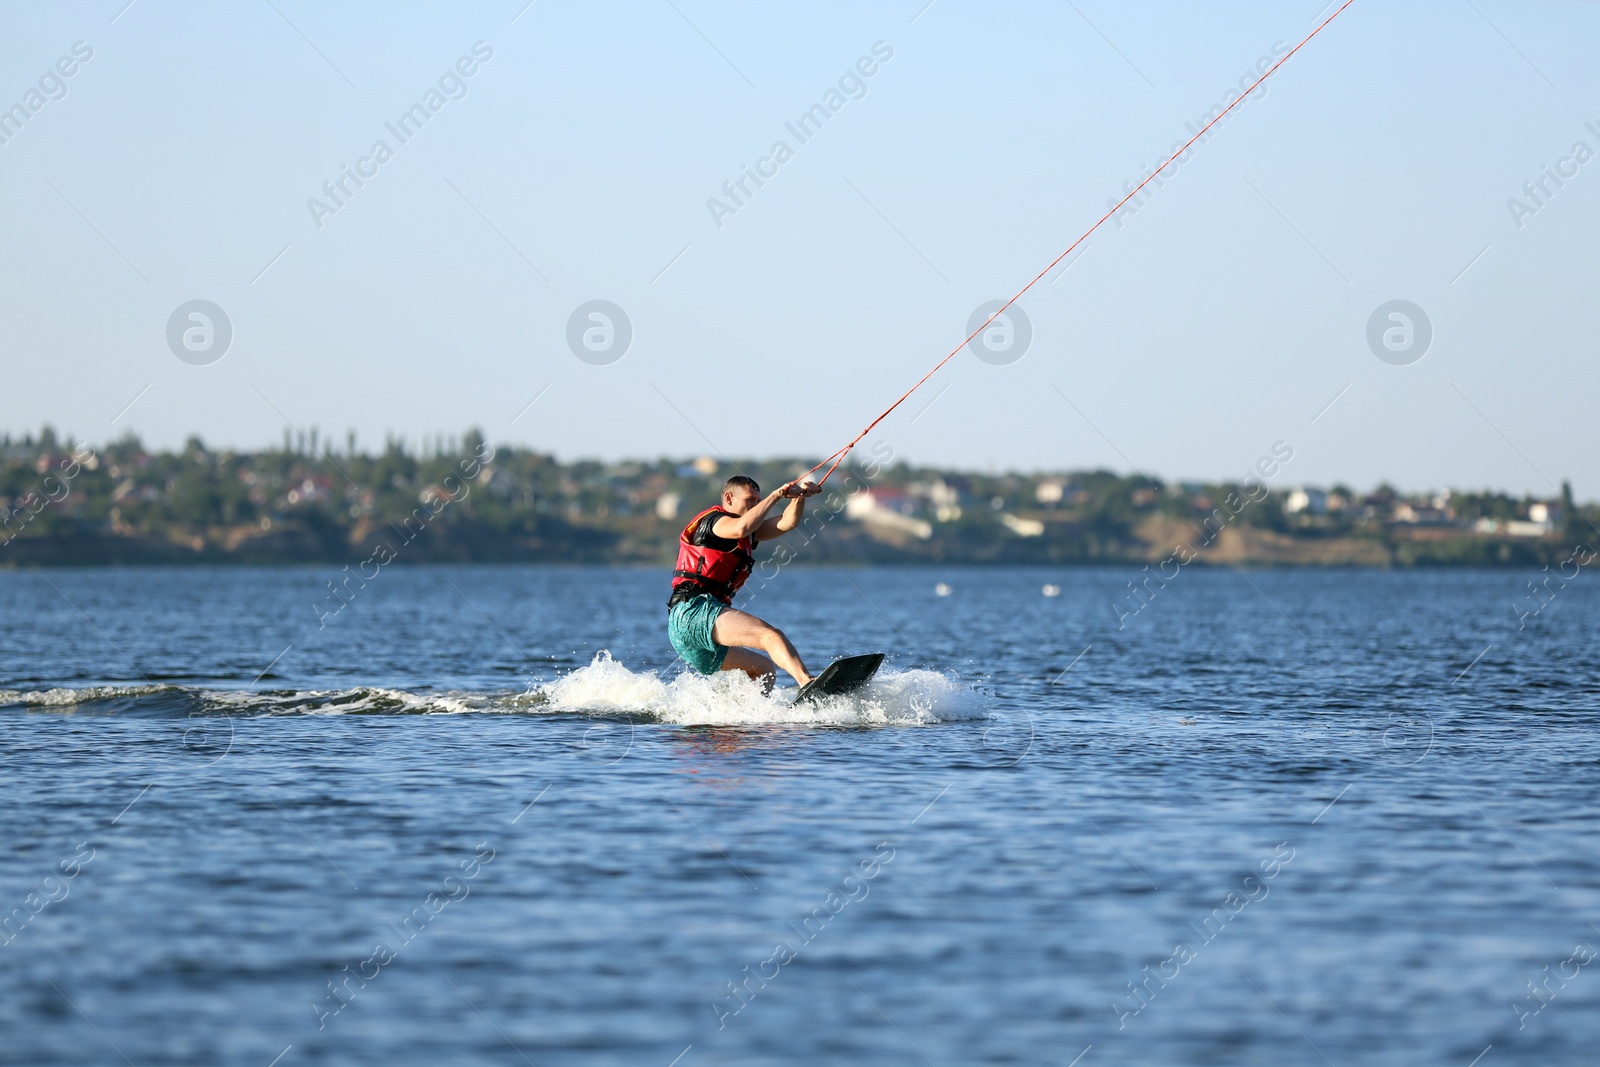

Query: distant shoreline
[
  {"left": 0, "top": 540, "right": 1576, "bottom": 570},
  {"left": 2, "top": 431, "right": 1589, "bottom": 572}
]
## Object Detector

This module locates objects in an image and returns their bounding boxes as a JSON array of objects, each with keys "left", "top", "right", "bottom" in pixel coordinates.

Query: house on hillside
[{"left": 846, "top": 488, "right": 932, "bottom": 540}]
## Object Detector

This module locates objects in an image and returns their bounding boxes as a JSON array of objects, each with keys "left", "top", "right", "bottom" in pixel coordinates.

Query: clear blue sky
[{"left": 2, "top": 0, "right": 1595, "bottom": 497}]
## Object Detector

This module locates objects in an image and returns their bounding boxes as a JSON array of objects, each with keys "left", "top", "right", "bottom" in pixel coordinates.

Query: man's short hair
[{"left": 724, "top": 475, "right": 760, "bottom": 496}]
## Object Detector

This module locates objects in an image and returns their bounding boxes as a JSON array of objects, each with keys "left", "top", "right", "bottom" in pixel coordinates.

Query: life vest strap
[{"left": 671, "top": 569, "right": 736, "bottom": 598}]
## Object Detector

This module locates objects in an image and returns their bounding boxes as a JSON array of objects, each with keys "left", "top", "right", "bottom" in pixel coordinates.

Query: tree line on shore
[{"left": 0, "top": 428, "right": 1590, "bottom": 567}]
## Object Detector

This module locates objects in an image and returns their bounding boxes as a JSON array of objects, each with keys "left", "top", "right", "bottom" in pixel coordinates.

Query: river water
[{"left": 2, "top": 564, "right": 1596, "bottom": 1065}]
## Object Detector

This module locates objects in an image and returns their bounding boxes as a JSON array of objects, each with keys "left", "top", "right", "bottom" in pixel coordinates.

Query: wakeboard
[{"left": 794, "top": 653, "right": 885, "bottom": 705}]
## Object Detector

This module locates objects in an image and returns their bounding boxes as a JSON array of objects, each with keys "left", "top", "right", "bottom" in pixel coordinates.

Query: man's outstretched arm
[{"left": 711, "top": 486, "right": 788, "bottom": 541}]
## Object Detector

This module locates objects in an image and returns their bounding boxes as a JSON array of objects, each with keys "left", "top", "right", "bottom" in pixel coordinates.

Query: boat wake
[{"left": 0, "top": 652, "right": 987, "bottom": 727}]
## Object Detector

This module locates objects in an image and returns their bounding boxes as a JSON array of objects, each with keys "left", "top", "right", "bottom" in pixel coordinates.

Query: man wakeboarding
[{"left": 667, "top": 475, "right": 822, "bottom": 688}]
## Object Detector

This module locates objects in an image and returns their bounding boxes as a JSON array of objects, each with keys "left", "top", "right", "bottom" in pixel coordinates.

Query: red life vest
[{"left": 671, "top": 506, "right": 755, "bottom": 605}]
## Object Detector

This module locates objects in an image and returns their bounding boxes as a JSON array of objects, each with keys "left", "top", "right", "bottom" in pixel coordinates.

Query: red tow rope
[{"left": 803, "top": 0, "right": 1356, "bottom": 487}]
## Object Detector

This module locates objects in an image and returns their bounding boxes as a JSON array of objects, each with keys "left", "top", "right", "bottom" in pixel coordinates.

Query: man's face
[{"left": 723, "top": 486, "right": 760, "bottom": 515}]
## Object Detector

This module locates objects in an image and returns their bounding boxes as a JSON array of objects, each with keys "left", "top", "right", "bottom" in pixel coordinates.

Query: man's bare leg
[
  {"left": 720, "top": 647, "right": 778, "bottom": 691},
  {"left": 713, "top": 609, "right": 812, "bottom": 687}
]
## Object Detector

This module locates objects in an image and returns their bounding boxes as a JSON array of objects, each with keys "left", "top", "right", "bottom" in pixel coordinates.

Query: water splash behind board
[{"left": 536, "top": 651, "right": 986, "bottom": 727}]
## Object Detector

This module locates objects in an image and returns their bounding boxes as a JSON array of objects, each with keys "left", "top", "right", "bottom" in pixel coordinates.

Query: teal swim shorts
[{"left": 667, "top": 593, "right": 729, "bottom": 675}]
